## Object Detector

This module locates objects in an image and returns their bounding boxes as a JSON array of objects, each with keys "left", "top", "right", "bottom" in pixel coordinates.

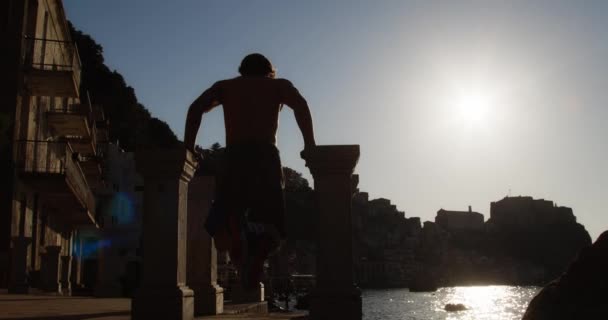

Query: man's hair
[{"left": 238, "top": 53, "right": 276, "bottom": 78}]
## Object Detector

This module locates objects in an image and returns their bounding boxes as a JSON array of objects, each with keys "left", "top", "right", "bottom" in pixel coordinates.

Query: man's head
[{"left": 239, "top": 53, "right": 276, "bottom": 78}]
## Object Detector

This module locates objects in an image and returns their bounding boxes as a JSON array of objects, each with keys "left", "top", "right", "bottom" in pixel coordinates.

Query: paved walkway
[{"left": 0, "top": 290, "right": 307, "bottom": 320}]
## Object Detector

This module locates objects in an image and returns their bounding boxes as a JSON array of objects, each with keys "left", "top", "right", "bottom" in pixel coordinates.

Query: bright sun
[{"left": 455, "top": 91, "right": 492, "bottom": 125}]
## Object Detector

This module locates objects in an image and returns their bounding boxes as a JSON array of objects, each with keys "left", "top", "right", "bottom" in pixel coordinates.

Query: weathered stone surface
[
  {"left": 302, "top": 145, "right": 362, "bottom": 320},
  {"left": 8, "top": 237, "right": 31, "bottom": 293},
  {"left": 522, "top": 230, "right": 608, "bottom": 320},
  {"left": 131, "top": 147, "right": 196, "bottom": 320},
  {"left": 187, "top": 175, "right": 224, "bottom": 316},
  {"left": 41, "top": 245, "right": 62, "bottom": 293}
]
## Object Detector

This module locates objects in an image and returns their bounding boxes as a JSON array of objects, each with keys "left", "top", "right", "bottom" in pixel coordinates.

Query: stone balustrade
[{"left": 133, "top": 145, "right": 361, "bottom": 320}]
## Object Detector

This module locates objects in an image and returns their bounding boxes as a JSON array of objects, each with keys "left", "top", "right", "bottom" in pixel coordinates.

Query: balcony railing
[
  {"left": 22, "top": 37, "right": 81, "bottom": 98},
  {"left": 14, "top": 140, "right": 96, "bottom": 225},
  {"left": 47, "top": 93, "right": 97, "bottom": 155}
]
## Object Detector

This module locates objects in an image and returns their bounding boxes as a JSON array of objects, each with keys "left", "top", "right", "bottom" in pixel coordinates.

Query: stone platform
[{"left": 0, "top": 290, "right": 308, "bottom": 320}]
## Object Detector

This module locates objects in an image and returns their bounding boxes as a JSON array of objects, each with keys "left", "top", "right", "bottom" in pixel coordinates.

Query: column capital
[
  {"left": 136, "top": 147, "right": 198, "bottom": 182},
  {"left": 300, "top": 145, "right": 360, "bottom": 176}
]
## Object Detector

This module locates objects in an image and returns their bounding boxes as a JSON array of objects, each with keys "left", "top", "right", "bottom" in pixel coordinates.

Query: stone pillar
[
  {"left": 187, "top": 175, "right": 223, "bottom": 315},
  {"left": 131, "top": 148, "right": 197, "bottom": 320},
  {"left": 301, "top": 145, "right": 362, "bottom": 320},
  {"left": 41, "top": 245, "right": 62, "bottom": 293},
  {"left": 8, "top": 236, "right": 32, "bottom": 293},
  {"left": 60, "top": 255, "right": 72, "bottom": 295}
]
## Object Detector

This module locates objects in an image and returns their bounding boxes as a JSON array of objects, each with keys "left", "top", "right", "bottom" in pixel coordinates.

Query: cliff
[{"left": 523, "top": 231, "right": 608, "bottom": 320}]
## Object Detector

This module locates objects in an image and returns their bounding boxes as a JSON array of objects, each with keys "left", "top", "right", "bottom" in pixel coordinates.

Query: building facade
[
  {"left": 435, "top": 206, "right": 485, "bottom": 232},
  {"left": 87, "top": 144, "right": 143, "bottom": 297},
  {"left": 1, "top": 0, "right": 107, "bottom": 294}
]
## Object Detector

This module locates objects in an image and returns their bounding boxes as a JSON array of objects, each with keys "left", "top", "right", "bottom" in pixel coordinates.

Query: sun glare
[{"left": 455, "top": 90, "right": 492, "bottom": 125}]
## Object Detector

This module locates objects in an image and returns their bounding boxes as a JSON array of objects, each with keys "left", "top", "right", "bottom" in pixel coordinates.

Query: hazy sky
[{"left": 65, "top": 1, "right": 607, "bottom": 240}]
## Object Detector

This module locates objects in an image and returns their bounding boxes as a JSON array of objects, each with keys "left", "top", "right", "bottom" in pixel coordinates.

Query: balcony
[
  {"left": 14, "top": 141, "right": 97, "bottom": 227},
  {"left": 47, "top": 96, "right": 98, "bottom": 156},
  {"left": 22, "top": 37, "right": 81, "bottom": 98},
  {"left": 47, "top": 103, "right": 91, "bottom": 136}
]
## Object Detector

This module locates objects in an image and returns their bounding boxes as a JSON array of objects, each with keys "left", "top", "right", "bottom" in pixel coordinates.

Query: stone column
[
  {"left": 301, "top": 145, "right": 362, "bottom": 320},
  {"left": 60, "top": 255, "right": 72, "bottom": 295},
  {"left": 187, "top": 175, "right": 223, "bottom": 315},
  {"left": 8, "top": 236, "right": 32, "bottom": 293},
  {"left": 41, "top": 245, "right": 62, "bottom": 293},
  {"left": 131, "top": 148, "right": 197, "bottom": 320}
]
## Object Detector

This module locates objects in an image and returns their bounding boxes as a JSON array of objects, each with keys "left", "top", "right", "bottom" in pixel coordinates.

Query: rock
[
  {"left": 522, "top": 231, "right": 608, "bottom": 320},
  {"left": 444, "top": 303, "right": 467, "bottom": 312}
]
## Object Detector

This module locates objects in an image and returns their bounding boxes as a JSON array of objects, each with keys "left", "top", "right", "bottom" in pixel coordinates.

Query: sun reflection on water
[
  {"left": 437, "top": 286, "right": 538, "bottom": 320},
  {"left": 363, "top": 286, "right": 540, "bottom": 320}
]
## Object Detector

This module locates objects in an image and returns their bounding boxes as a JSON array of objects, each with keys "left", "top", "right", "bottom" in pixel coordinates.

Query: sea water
[{"left": 363, "top": 286, "right": 540, "bottom": 320}]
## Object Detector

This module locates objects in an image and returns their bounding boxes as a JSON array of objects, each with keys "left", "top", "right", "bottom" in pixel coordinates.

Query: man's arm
[
  {"left": 280, "top": 79, "right": 316, "bottom": 148},
  {"left": 184, "top": 83, "right": 221, "bottom": 152}
]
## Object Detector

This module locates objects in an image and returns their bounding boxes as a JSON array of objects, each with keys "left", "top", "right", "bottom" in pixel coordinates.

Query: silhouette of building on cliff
[
  {"left": 435, "top": 206, "right": 484, "bottom": 232},
  {"left": 489, "top": 196, "right": 576, "bottom": 227}
]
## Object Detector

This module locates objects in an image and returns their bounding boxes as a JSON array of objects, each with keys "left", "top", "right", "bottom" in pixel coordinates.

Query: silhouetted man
[{"left": 184, "top": 53, "right": 316, "bottom": 288}]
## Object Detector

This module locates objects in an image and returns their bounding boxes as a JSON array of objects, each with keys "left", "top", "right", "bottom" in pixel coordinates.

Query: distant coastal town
[{"left": 279, "top": 187, "right": 591, "bottom": 291}]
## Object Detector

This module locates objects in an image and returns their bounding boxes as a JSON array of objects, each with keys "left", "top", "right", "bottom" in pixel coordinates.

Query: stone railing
[{"left": 132, "top": 145, "right": 362, "bottom": 320}]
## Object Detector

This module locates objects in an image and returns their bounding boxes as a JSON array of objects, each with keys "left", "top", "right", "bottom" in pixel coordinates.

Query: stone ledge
[{"left": 222, "top": 301, "right": 268, "bottom": 315}]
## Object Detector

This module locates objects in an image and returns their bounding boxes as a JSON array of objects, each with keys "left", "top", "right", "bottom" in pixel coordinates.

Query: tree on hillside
[
  {"left": 283, "top": 167, "right": 311, "bottom": 192},
  {"left": 69, "top": 22, "right": 178, "bottom": 151}
]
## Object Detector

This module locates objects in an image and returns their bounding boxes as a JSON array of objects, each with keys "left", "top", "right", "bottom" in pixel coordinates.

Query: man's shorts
[{"left": 213, "top": 143, "right": 286, "bottom": 239}]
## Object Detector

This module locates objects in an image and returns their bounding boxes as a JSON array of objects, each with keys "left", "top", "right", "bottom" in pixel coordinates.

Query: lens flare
[{"left": 107, "top": 192, "right": 136, "bottom": 225}]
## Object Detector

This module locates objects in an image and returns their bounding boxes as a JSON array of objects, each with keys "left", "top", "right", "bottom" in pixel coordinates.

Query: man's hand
[
  {"left": 193, "top": 148, "right": 205, "bottom": 163},
  {"left": 300, "top": 144, "right": 316, "bottom": 162}
]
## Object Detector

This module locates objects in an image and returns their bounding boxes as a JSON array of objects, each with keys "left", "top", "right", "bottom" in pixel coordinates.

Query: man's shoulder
[
  {"left": 274, "top": 78, "right": 296, "bottom": 91},
  {"left": 275, "top": 78, "right": 293, "bottom": 85},
  {"left": 218, "top": 77, "right": 292, "bottom": 86},
  {"left": 212, "top": 78, "right": 233, "bottom": 87}
]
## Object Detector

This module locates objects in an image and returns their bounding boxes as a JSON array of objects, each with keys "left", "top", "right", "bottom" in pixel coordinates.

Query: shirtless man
[{"left": 184, "top": 53, "right": 316, "bottom": 288}]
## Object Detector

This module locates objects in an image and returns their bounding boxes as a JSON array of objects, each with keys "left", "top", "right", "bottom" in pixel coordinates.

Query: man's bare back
[{"left": 185, "top": 76, "right": 314, "bottom": 148}]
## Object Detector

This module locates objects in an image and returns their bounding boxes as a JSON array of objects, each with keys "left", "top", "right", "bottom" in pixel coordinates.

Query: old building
[
  {"left": 1, "top": 0, "right": 107, "bottom": 293},
  {"left": 489, "top": 196, "right": 576, "bottom": 227},
  {"left": 88, "top": 144, "right": 143, "bottom": 297},
  {"left": 352, "top": 193, "right": 421, "bottom": 288},
  {"left": 435, "top": 206, "right": 485, "bottom": 232}
]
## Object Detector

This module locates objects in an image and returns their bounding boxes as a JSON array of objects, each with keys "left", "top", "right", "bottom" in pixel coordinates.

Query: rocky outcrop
[{"left": 522, "top": 231, "right": 608, "bottom": 320}]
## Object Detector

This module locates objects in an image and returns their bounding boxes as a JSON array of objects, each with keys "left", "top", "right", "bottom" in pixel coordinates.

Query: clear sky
[{"left": 65, "top": 1, "right": 607, "bottom": 240}]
